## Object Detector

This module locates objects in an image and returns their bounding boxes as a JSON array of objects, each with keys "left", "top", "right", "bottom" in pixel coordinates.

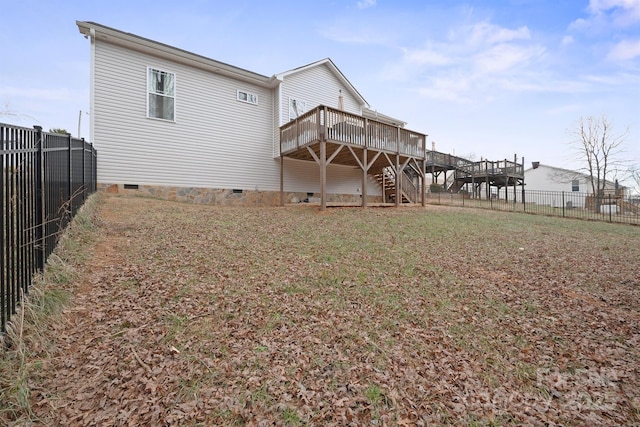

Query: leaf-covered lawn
[{"left": 20, "top": 195, "right": 640, "bottom": 425}]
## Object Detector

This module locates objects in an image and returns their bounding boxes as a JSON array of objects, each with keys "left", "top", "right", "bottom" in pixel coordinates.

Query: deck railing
[
  {"left": 381, "top": 166, "right": 419, "bottom": 203},
  {"left": 280, "top": 105, "right": 427, "bottom": 159},
  {"left": 425, "top": 151, "right": 474, "bottom": 169},
  {"left": 455, "top": 159, "right": 524, "bottom": 178}
]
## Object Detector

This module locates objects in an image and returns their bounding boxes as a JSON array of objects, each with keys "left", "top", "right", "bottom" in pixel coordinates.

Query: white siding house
[
  {"left": 498, "top": 163, "right": 621, "bottom": 208},
  {"left": 76, "top": 21, "right": 394, "bottom": 205},
  {"left": 525, "top": 164, "right": 590, "bottom": 194}
]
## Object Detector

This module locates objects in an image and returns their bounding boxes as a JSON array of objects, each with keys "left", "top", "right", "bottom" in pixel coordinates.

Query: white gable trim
[{"left": 276, "top": 58, "right": 368, "bottom": 108}]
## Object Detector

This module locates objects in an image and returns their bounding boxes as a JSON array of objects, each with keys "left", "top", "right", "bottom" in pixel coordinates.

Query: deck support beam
[
  {"left": 320, "top": 140, "right": 327, "bottom": 211},
  {"left": 280, "top": 155, "right": 284, "bottom": 206},
  {"left": 420, "top": 159, "right": 426, "bottom": 207},
  {"left": 395, "top": 153, "right": 400, "bottom": 207},
  {"left": 362, "top": 148, "right": 368, "bottom": 208}
]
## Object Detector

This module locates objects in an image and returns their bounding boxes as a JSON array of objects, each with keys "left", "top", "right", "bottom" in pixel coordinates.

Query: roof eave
[{"left": 76, "top": 21, "right": 279, "bottom": 89}]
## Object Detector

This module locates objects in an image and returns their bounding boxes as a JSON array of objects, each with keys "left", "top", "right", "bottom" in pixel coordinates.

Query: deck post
[
  {"left": 280, "top": 155, "right": 284, "bottom": 206},
  {"left": 513, "top": 154, "right": 517, "bottom": 205},
  {"left": 504, "top": 159, "right": 508, "bottom": 202},
  {"left": 485, "top": 160, "right": 490, "bottom": 200},
  {"left": 395, "top": 153, "right": 400, "bottom": 207},
  {"left": 320, "top": 140, "right": 327, "bottom": 211},
  {"left": 472, "top": 175, "right": 475, "bottom": 199},
  {"left": 521, "top": 156, "right": 525, "bottom": 208},
  {"left": 421, "top": 159, "right": 426, "bottom": 207},
  {"left": 362, "top": 148, "right": 368, "bottom": 208}
]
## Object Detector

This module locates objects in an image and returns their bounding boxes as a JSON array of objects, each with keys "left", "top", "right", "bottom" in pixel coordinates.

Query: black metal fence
[
  {"left": 424, "top": 189, "right": 640, "bottom": 226},
  {"left": 1, "top": 123, "right": 97, "bottom": 332}
]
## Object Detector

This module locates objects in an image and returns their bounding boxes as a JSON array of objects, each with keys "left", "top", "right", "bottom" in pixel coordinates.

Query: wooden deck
[
  {"left": 280, "top": 106, "right": 426, "bottom": 166},
  {"left": 279, "top": 105, "right": 428, "bottom": 210}
]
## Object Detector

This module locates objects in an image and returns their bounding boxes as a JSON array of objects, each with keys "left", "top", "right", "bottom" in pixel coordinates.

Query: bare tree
[
  {"left": 570, "top": 115, "right": 628, "bottom": 200},
  {"left": 629, "top": 166, "right": 640, "bottom": 197},
  {"left": 0, "top": 101, "right": 38, "bottom": 124},
  {"left": 49, "top": 128, "right": 70, "bottom": 135}
]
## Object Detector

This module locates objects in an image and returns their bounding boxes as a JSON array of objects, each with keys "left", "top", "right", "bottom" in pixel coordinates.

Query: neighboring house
[
  {"left": 76, "top": 21, "right": 410, "bottom": 206},
  {"left": 499, "top": 162, "right": 624, "bottom": 208}
]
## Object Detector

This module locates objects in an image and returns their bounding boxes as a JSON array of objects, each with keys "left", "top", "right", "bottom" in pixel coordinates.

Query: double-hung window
[
  {"left": 571, "top": 179, "right": 579, "bottom": 192},
  {"left": 147, "top": 67, "right": 175, "bottom": 121}
]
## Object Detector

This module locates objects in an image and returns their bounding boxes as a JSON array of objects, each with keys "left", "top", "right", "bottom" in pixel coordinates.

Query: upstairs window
[
  {"left": 148, "top": 68, "right": 175, "bottom": 121},
  {"left": 237, "top": 90, "right": 258, "bottom": 105},
  {"left": 289, "top": 97, "right": 306, "bottom": 120},
  {"left": 572, "top": 179, "right": 580, "bottom": 192}
]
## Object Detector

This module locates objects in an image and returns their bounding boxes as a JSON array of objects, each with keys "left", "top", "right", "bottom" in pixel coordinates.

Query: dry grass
[
  {"left": 2, "top": 194, "right": 639, "bottom": 426},
  {"left": 0, "top": 192, "right": 101, "bottom": 424}
]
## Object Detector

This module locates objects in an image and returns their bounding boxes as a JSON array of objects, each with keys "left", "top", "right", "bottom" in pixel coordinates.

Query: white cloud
[
  {"left": 417, "top": 75, "right": 474, "bottom": 103},
  {"left": 561, "top": 35, "right": 575, "bottom": 46},
  {"left": 401, "top": 46, "right": 452, "bottom": 66},
  {"left": 467, "top": 22, "right": 531, "bottom": 45},
  {"left": 607, "top": 38, "right": 640, "bottom": 60},
  {"left": 383, "top": 20, "right": 548, "bottom": 104},
  {"left": 357, "top": 0, "right": 376, "bottom": 10},
  {"left": 473, "top": 44, "right": 545, "bottom": 73},
  {"left": 571, "top": 0, "right": 640, "bottom": 30}
]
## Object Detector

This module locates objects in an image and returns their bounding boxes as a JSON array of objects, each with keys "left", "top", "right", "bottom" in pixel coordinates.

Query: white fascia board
[{"left": 362, "top": 108, "right": 407, "bottom": 127}]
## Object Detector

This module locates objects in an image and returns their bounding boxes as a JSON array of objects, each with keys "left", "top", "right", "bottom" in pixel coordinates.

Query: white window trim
[
  {"left": 146, "top": 66, "right": 176, "bottom": 122},
  {"left": 571, "top": 179, "right": 580, "bottom": 192},
  {"left": 237, "top": 89, "right": 258, "bottom": 105}
]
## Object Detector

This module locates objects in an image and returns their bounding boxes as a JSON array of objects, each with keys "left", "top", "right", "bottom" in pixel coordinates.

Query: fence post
[
  {"left": 82, "top": 138, "right": 86, "bottom": 202},
  {"left": 92, "top": 145, "right": 97, "bottom": 192},
  {"left": 562, "top": 192, "right": 565, "bottom": 218},
  {"left": 68, "top": 133, "right": 73, "bottom": 215},
  {"left": 34, "top": 126, "right": 46, "bottom": 270},
  {"left": 609, "top": 194, "right": 612, "bottom": 222}
]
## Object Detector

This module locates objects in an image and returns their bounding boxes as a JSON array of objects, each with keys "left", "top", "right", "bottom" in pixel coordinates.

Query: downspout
[
  {"left": 89, "top": 28, "right": 96, "bottom": 145},
  {"left": 275, "top": 77, "right": 284, "bottom": 205}
]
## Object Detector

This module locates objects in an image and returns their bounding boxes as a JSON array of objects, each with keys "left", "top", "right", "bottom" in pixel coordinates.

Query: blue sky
[{"left": 1, "top": 0, "right": 639, "bottom": 183}]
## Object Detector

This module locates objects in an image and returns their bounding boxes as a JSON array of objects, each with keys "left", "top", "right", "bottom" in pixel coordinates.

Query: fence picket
[{"left": 1, "top": 123, "right": 97, "bottom": 332}]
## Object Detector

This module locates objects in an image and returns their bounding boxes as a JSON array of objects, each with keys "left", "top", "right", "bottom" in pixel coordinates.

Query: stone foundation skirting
[{"left": 98, "top": 183, "right": 382, "bottom": 207}]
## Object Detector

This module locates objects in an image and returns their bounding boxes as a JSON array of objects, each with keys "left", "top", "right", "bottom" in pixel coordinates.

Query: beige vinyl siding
[
  {"left": 94, "top": 40, "right": 278, "bottom": 190},
  {"left": 279, "top": 63, "right": 361, "bottom": 127},
  {"left": 283, "top": 158, "right": 381, "bottom": 195}
]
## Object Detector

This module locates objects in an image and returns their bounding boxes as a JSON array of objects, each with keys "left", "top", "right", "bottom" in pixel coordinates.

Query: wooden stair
[
  {"left": 373, "top": 169, "right": 412, "bottom": 203},
  {"left": 619, "top": 200, "right": 640, "bottom": 215},
  {"left": 447, "top": 179, "right": 465, "bottom": 193}
]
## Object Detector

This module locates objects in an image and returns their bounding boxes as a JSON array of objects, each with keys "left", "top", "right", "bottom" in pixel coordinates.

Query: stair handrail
[{"left": 380, "top": 166, "right": 418, "bottom": 203}]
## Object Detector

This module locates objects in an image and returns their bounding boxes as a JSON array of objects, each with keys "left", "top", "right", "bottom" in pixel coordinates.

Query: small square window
[{"left": 572, "top": 179, "right": 579, "bottom": 192}]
